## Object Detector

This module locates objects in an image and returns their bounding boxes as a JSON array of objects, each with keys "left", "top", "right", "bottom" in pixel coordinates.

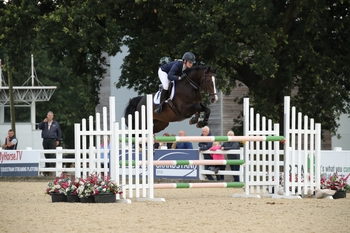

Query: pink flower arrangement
[
  {"left": 93, "top": 175, "right": 123, "bottom": 195},
  {"left": 321, "top": 172, "right": 350, "bottom": 191},
  {"left": 45, "top": 173, "right": 70, "bottom": 195},
  {"left": 77, "top": 173, "right": 123, "bottom": 198},
  {"left": 77, "top": 173, "right": 100, "bottom": 198},
  {"left": 46, "top": 173, "right": 122, "bottom": 198}
]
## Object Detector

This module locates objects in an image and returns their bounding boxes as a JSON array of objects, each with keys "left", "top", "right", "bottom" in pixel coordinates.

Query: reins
[{"left": 184, "top": 73, "right": 216, "bottom": 96}]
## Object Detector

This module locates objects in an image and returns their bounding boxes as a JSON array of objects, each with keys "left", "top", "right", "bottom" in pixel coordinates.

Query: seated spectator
[
  {"left": 1, "top": 129, "right": 18, "bottom": 150},
  {"left": 174, "top": 130, "right": 193, "bottom": 149}
]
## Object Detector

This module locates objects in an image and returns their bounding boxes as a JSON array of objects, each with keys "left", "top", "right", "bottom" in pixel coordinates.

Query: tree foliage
[
  {"left": 0, "top": 0, "right": 122, "bottom": 148},
  {"left": 114, "top": 0, "right": 350, "bottom": 137},
  {"left": 1, "top": 0, "right": 349, "bottom": 143}
]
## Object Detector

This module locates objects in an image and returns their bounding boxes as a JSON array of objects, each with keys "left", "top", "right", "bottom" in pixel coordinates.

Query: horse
[{"left": 124, "top": 65, "right": 218, "bottom": 133}]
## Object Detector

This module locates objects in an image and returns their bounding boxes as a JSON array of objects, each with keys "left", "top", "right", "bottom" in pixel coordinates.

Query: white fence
[{"left": 10, "top": 95, "right": 321, "bottom": 201}]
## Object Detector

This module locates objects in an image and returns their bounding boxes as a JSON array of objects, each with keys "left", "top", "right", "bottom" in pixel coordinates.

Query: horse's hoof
[
  {"left": 189, "top": 119, "right": 197, "bottom": 125},
  {"left": 189, "top": 116, "right": 199, "bottom": 125},
  {"left": 196, "top": 121, "right": 206, "bottom": 128}
]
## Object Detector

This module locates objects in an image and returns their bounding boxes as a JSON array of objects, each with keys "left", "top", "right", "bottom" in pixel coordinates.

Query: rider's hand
[{"left": 180, "top": 73, "right": 187, "bottom": 79}]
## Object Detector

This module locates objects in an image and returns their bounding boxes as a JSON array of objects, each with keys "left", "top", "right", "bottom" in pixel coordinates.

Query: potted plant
[
  {"left": 65, "top": 176, "right": 81, "bottom": 202},
  {"left": 77, "top": 173, "right": 99, "bottom": 203},
  {"left": 45, "top": 174, "right": 70, "bottom": 202},
  {"left": 93, "top": 175, "right": 123, "bottom": 203},
  {"left": 321, "top": 172, "right": 350, "bottom": 199}
]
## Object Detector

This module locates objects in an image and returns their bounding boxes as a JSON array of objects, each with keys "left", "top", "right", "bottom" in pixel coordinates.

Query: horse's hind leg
[
  {"left": 196, "top": 104, "right": 211, "bottom": 128},
  {"left": 153, "top": 120, "right": 169, "bottom": 133}
]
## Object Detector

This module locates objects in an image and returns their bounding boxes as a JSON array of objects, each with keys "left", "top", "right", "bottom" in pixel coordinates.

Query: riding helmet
[{"left": 182, "top": 52, "right": 196, "bottom": 63}]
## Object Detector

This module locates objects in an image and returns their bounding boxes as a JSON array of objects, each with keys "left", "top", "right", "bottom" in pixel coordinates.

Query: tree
[
  {"left": 115, "top": 0, "right": 350, "bottom": 137},
  {"left": 0, "top": 0, "right": 120, "bottom": 148}
]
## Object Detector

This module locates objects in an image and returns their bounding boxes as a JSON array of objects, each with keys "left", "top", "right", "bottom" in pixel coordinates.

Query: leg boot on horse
[{"left": 154, "top": 89, "right": 168, "bottom": 115}]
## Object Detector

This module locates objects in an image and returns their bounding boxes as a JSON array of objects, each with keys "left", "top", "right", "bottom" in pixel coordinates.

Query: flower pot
[
  {"left": 67, "top": 194, "right": 80, "bottom": 203},
  {"left": 51, "top": 193, "right": 67, "bottom": 202},
  {"left": 80, "top": 196, "right": 95, "bottom": 203},
  {"left": 332, "top": 190, "right": 346, "bottom": 199},
  {"left": 94, "top": 193, "right": 116, "bottom": 203}
]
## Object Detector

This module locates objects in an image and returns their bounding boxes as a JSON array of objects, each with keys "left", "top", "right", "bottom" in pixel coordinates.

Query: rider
[{"left": 154, "top": 52, "right": 196, "bottom": 114}]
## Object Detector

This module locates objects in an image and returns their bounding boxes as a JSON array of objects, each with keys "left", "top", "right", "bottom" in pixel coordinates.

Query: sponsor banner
[
  {"left": 0, "top": 150, "right": 39, "bottom": 176},
  {"left": 154, "top": 149, "right": 199, "bottom": 179},
  {"left": 118, "top": 150, "right": 148, "bottom": 176},
  {"left": 0, "top": 163, "right": 39, "bottom": 176},
  {"left": 0, "top": 150, "right": 40, "bottom": 164},
  {"left": 321, "top": 151, "right": 350, "bottom": 178}
]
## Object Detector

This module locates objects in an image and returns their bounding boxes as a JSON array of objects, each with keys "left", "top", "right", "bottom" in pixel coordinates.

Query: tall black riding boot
[{"left": 154, "top": 89, "right": 168, "bottom": 115}]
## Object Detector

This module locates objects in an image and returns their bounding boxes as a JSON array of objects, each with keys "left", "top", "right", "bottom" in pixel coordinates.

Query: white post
[
  {"left": 146, "top": 94, "right": 154, "bottom": 199},
  {"left": 56, "top": 146, "right": 63, "bottom": 176},
  {"left": 315, "top": 123, "right": 321, "bottom": 190},
  {"left": 74, "top": 123, "right": 81, "bottom": 178},
  {"left": 31, "top": 101, "right": 36, "bottom": 130},
  {"left": 284, "top": 96, "right": 290, "bottom": 196}
]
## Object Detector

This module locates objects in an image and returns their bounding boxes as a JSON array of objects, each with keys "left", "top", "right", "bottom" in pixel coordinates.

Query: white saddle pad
[{"left": 153, "top": 82, "right": 176, "bottom": 104}]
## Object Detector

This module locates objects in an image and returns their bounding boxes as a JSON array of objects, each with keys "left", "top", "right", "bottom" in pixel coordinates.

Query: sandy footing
[{"left": 0, "top": 182, "right": 349, "bottom": 233}]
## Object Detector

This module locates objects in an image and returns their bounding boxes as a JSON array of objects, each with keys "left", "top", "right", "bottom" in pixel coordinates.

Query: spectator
[
  {"left": 209, "top": 142, "right": 226, "bottom": 181},
  {"left": 198, "top": 126, "right": 214, "bottom": 181},
  {"left": 174, "top": 130, "right": 193, "bottom": 149},
  {"left": 38, "top": 111, "right": 62, "bottom": 173},
  {"left": 159, "top": 132, "right": 172, "bottom": 149},
  {"left": 1, "top": 129, "right": 18, "bottom": 150},
  {"left": 221, "top": 130, "right": 241, "bottom": 182},
  {"left": 153, "top": 134, "right": 160, "bottom": 149}
]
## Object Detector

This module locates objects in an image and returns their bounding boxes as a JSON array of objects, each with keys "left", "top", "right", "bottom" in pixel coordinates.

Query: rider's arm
[{"left": 167, "top": 62, "right": 183, "bottom": 81}]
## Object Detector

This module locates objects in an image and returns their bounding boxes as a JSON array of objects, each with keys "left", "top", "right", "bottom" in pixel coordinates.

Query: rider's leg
[
  {"left": 154, "top": 89, "right": 168, "bottom": 114},
  {"left": 155, "top": 68, "right": 169, "bottom": 114}
]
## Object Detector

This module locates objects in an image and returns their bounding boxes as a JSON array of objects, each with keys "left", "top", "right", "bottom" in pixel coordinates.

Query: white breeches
[{"left": 158, "top": 68, "right": 169, "bottom": 90}]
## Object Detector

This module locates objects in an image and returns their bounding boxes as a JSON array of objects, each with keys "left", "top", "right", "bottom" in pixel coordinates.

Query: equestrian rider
[{"left": 154, "top": 52, "right": 196, "bottom": 114}]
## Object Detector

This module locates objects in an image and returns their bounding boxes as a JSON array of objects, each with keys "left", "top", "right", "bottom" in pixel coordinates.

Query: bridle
[{"left": 184, "top": 73, "right": 217, "bottom": 96}]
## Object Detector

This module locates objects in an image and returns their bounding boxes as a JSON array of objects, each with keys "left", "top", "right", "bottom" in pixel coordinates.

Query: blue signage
[
  {"left": 154, "top": 149, "right": 199, "bottom": 179},
  {"left": 0, "top": 163, "right": 39, "bottom": 176}
]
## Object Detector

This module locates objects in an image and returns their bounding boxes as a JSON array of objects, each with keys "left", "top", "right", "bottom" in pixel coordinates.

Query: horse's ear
[{"left": 204, "top": 66, "right": 217, "bottom": 74}]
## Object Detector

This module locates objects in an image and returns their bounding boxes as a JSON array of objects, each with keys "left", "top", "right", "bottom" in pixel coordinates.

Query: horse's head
[{"left": 185, "top": 66, "right": 218, "bottom": 104}]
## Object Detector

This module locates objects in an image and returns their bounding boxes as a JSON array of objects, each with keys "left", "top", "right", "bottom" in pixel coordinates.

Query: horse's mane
[{"left": 187, "top": 65, "right": 216, "bottom": 74}]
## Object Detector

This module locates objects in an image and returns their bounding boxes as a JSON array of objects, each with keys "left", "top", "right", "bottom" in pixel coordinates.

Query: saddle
[{"left": 153, "top": 81, "right": 176, "bottom": 104}]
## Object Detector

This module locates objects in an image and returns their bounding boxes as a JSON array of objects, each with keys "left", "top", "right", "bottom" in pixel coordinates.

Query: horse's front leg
[{"left": 196, "top": 103, "right": 210, "bottom": 128}]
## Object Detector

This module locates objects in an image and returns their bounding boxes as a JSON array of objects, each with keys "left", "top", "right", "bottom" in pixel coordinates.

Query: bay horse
[{"left": 124, "top": 65, "right": 218, "bottom": 133}]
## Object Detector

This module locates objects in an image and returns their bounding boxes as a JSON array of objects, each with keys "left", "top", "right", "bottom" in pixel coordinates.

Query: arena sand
[{"left": 0, "top": 182, "right": 349, "bottom": 233}]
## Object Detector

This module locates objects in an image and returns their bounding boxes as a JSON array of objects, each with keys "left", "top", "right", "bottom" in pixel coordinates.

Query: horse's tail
[{"left": 124, "top": 96, "right": 143, "bottom": 127}]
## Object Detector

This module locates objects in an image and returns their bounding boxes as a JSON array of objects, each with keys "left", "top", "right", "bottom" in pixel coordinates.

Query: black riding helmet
[{"left": 182, "top": 52, "right": 196, "bottom": 63}]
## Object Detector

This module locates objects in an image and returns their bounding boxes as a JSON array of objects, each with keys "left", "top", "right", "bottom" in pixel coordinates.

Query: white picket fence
[{"left": 37, "top": 95, "right": 321, "bottom": 201}]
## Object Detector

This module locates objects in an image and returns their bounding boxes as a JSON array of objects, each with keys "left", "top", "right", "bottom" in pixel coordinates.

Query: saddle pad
[{"left": 153, "top": 82, "right": 176, "bottom": 104}]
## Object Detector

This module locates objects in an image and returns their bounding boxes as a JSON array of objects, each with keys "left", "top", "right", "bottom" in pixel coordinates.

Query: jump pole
[
  {"left": 154, "top": 182, "right": 245, "bottom": 189},
  {"left": 120, "top": 135, "right": 284, "bottom": 143},
  {"left": 155, "top": 135, "right": 284, "bottom": 142},
  {"left": 120, "top": 159, "right": 245, "bottom": 166}
]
